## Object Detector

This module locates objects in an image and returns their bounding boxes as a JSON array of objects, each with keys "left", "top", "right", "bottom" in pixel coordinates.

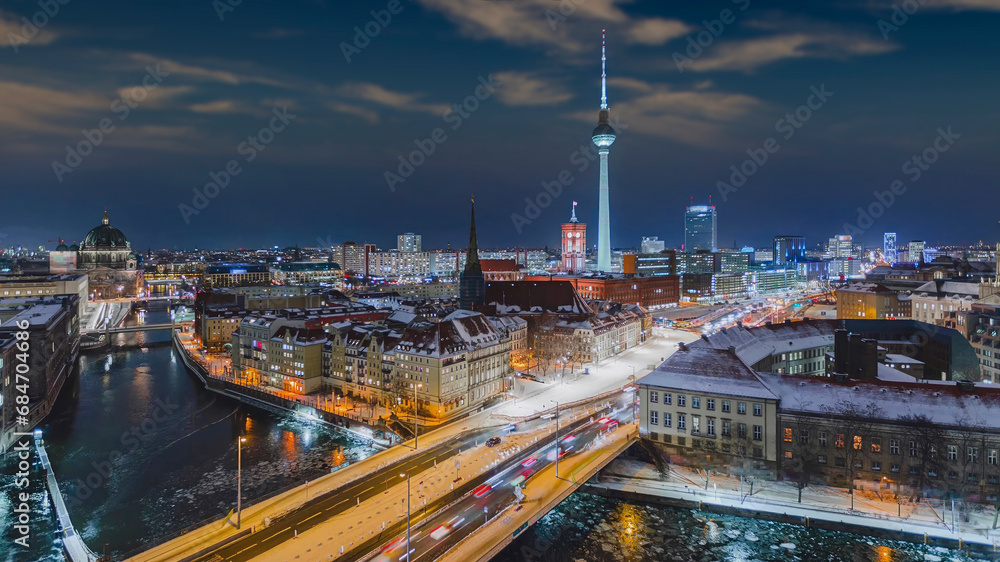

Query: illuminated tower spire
[
  {"left": 600, "top": 29, "right": 608, "bottom": 110},
  {"left": 592, "top": 30, "right": 616, "bottom": 272}
]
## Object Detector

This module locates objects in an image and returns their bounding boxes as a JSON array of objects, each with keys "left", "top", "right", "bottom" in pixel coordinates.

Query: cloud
[
  {"left": 115, "top": 85, "right": 194, "bottom": 108},
  {"left": 925, "top": 0, "right": 1000, "bottom": 10},
  {"left": 0, "top": 81, "right": 106, "bottom": 135},
  {"left": 335, "top": 82, "right": 451, "bottom": 116},
  {"left": 252, "top": 28, "right": 305, "bottom": 39},
  {"left": 684, "top": 29, "right": 898, "bottom": 72},
  {"left": 127, "top": 53, "right": 285, "bottom": 87},
  {"left": 567, "top": 80, "right": 761, "bottom": 147},
  {"left": 416, "top": 0, "right": 630, "bottom": 54},
  {"left": 626, "top": 18, "right": 691, "bottom": 45},
  {"left": 492, "top": 72, "right": 572, "bottom": 106},
  {"left": 327, "top": 101, "right": 379, "bottom": 124},
  {"left": 0, "top": 9, "right": 60, "bottom": 50},
  {"left": 188, "top": 99, "right": 269, "bottom": 115}
]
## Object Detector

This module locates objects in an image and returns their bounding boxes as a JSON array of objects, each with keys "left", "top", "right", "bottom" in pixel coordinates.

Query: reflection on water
[
  {"left": 0, "top": 309, "right": 377, "bottom": 561},
  {"left": 496, "top": 493, "right": 975, "bottom": 562}
]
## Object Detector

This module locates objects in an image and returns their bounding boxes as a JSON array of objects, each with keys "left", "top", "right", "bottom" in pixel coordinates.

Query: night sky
[{"left": 1, "top": 0, "right": 998, "bottom": 252}]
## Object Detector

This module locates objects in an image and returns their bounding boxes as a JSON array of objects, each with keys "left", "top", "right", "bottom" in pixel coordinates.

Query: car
[
  {"left": 521, "top": 457, "right": 537, "bottom": 468},
  {"left": 485, "top": 436, "right": 502, "bottom": 447},
  {"left": 430, "top": 524, "right": 451, "bottom": 540},
  {"left": 473, "top": 484, "right": 493, "bottom": 498}
]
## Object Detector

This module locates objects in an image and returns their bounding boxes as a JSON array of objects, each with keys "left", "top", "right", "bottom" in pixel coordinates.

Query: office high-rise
[
  {"left": 684, "top": 204, "right": 717, "bottom": 252},
  {"left": 883, "top": 233, "right": 897, "bottom": 264},
  {"left": 773, "top": 235, "right": 805, "bottom": 265},
  {"left": 397, "top": 233, "right": 421, "bottom": 253}
]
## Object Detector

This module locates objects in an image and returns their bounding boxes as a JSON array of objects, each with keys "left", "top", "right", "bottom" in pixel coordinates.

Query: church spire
[
  {"left": 460, "top": 195, "right": 486, "bottom": 310},
  {"left": 464, "top": 195, "right": 482, "bottom": 275},
  {"left": 102, "top": 208, "right": 109, "bottom": 225}
]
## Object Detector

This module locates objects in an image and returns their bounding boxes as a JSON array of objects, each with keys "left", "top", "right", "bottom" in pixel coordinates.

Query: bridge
[
  {"left": 124, "top": 396, "right": 630, "bottom": 562},
  {"left": 81, "top": 322, "right": 185, "bottom": 335},
  {"left": 34, "top": 433, "right": 99, "bottom": 562}
]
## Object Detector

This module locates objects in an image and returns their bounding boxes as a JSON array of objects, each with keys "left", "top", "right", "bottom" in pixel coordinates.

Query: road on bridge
[{"left": 365, "top": 397, "right": 632, "bottom": 562}]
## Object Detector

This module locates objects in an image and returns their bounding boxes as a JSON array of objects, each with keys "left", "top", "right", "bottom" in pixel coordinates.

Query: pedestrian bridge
[{"left": 81, "top": 322, "right": 183, "bottom": 335}]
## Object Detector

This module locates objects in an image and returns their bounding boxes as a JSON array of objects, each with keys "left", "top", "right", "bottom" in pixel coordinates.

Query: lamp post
[
  {"left": 551, "top": 400, "right": 561, "bottom": 479},
  {"left": 237, "top": 436, "right": 247, "bottom": 529},
  {"left": 628, "top": 371, "right": 637, "bottom": 425},
  {"left": 401, "top": 473, "right": 411, "bottom": 561},
  {"left": 413, "top": 383, "right": 422, "bottom": 450},
  {"left": 884, "top": 476, "right": 901, "bottom": 517}
]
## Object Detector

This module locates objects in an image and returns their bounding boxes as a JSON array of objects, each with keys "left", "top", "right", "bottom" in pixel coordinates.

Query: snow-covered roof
[
  {"left": 639, "top": 347, "right": 778, "bottom": 401},
  {"left": 690, "top": 321, "right": 836, "bottom": 367},
  {"left": 876, "top": 363, "right": 917, "bottom": 382},
  {"left": 757, "top": 372, "right": 1000, "bottom": 430}
]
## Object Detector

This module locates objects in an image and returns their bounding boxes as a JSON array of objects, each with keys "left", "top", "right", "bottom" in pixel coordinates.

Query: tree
[
  {"left": 952, "top": 415, "right": 987, "bottom": 522},
  {"left": 782, "top": 415, "right": 824, "bottom": 503},
  {"left": 826, "top": 400, "right": 884, "bottom": 509},
  {"left": 897, "top": 413, "right": 947, "bottom": 501}
]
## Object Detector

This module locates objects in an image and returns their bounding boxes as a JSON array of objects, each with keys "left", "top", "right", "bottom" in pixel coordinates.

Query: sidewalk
[
  {"left": 251, "top": 421, "right": 574, "bottom": 561},
  {"left": 127, "top": 407, "right": 504, "bottom": 561},
  {"left": 598, "top": 459, "right": 1000, "bottom": 551}
]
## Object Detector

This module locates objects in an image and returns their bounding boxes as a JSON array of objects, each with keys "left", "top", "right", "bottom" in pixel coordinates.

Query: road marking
[{"left": 231, "top": 541, "right": 259, "bottom": 557}]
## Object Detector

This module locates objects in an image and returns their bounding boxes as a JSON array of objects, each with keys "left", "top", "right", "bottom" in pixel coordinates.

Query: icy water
[
  {"left": 0, "top": 309, "right": 378, "bottom": 561},
  {"left": 496, "top": 493, "right": 977, "bottom": 562}
]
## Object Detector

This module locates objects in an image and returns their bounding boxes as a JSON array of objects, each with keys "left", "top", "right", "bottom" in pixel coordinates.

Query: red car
[{"left": 473, "top": 484, "right": 493, "bottom": 498}]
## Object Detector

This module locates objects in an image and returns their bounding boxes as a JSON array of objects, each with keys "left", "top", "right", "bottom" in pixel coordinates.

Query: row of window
[
  {"left": 649, "top": 391, "right": 762, "bottom": 416},
  {"left": 650, "top": 412, "right": 763, "bottom": 441},
  {"left": 783, "top": 428, "right": 1000, "bottom": 464}
]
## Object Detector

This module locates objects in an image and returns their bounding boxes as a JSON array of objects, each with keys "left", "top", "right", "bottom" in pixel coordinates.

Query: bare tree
[
  {"left": 782, "top": 415, "right": 824, "bottom": 503},
  {"left": 826, "top": 400, "right": 884, "bottom": 509},
  {"left": 898, "top": 413, "right": 947, "bottom": 501}
]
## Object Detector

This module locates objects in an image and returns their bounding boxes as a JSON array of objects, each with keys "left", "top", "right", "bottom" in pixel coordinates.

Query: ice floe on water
[{"left": 495, "top": 494, "right": 978, "bottom": 562}]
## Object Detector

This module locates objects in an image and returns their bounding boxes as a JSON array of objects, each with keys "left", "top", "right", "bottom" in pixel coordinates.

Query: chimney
[
  {"left": 834, "top": 329, "right": 849, "bottom": 374},
  {"left": 727, "top": 345, "right": 736, "bottom": 355}
]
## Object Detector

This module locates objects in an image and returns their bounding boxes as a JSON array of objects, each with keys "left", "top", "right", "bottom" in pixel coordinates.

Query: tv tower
[{"left": 593, "top": 30, "right": 616, "bottom": 272}]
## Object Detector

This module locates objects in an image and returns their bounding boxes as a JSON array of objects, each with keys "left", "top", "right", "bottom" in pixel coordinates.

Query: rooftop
[{"left": 638, "top": 347, "right": 778, "bottom": 400}]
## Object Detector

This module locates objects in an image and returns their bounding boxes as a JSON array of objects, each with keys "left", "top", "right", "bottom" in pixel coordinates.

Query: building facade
[
  {"left": 684, "top": 205, "right": 717, "bottom": 253},
  {"left": 561, "top": 203, "right": 587, "bottom": 274},
  {"left": 836, "top": 282, "right": 911, "bottom": 320}
]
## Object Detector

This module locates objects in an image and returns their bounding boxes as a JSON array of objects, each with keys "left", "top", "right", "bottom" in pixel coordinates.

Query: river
[{"left": 1, "top": 308, "right": 378, "bottom": 561}]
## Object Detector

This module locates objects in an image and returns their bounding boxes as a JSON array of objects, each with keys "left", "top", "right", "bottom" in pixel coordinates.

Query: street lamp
[
  {"left": 628, "top": 370, "right": 637, "bottom": 425},
  {"left": 551, "top": 400, "right": 562, "bottom": 480},
  {"left": 401, "top": 472, "right": 411, "bottom": 561},
  {"left": 413, "top": 382, "right": 423, "bottom": 450},
  {"left": 883, "top": 476, "right": 901, "bottom": 517},
  {"left": 237, "top": 436, "right": 247, "bottom": 529}
]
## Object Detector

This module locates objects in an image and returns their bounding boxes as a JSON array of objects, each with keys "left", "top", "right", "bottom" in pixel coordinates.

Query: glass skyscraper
[{"left": 684, "top": 205, "right": 717, "bottom": 252}]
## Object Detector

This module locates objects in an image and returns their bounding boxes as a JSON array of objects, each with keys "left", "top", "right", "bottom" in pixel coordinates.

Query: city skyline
[{"left": 3, "top": 1, "right": 999, "bottom": 250}]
